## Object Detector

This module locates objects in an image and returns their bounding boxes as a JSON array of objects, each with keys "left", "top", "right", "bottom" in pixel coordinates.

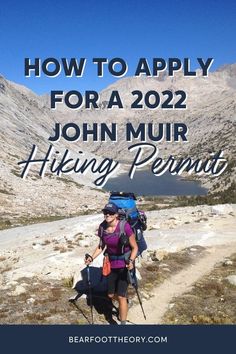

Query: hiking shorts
[{"left": 107, "top": 268, "right": 128, "bottom": 297}]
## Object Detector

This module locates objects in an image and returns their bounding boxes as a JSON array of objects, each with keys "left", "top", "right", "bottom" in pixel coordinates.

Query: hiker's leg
[
  {"left": 118, "top": 295, "right": 128, "bottom": 322},
  {"left": 107, "top": 270, "right": 118, "bottom": 299},
  {"left": 116, "top": 268, "right": 129, "bottom": 323},
  {"left": 107, "top": 272, "right": 120, "bottom": 321}
]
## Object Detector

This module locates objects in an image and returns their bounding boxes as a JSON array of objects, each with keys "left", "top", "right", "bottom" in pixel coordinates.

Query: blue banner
[{"left": 0, "top": 325, "right": 235, "bottom": 354}]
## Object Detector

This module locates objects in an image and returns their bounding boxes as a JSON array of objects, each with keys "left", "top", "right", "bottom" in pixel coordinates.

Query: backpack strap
[
  {"left": 99, "top": 226, "right": 103, "bottom": 249},
  {"left": 122, "top": 206, "right": 137, "bottom": 220},
  {"left": 99, "top": 220, "right": 131, "bottom": 254},
  {"left": 98, "top": 221, "right": 107, "bottom": 249},
  {"left": 119, "top": 219, "right": 126, "bottom": 236},
  {"left": 118, "top": 219, "right": 131, "bottom": 254}
]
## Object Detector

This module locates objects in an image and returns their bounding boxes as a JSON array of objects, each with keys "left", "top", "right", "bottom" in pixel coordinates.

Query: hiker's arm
[
  {"left": 84, "top": 245, "right": 105, "bottom": 265},
  {"left": 126, "top": 234, "right": 138, "bottom": 270}
]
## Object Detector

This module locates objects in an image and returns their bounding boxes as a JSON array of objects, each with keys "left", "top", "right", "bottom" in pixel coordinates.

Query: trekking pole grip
[{"left": 85, "top": 253, "right": 93, "bottom": 262}]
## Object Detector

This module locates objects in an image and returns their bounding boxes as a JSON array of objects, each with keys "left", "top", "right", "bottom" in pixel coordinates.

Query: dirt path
[{"left": 128, "top": 242, "right": 236, "bottom": 324}]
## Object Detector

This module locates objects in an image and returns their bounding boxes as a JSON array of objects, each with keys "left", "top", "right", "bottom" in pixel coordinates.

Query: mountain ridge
[{"left": 0, "top": 65, "right": 235, "bottom": 222}]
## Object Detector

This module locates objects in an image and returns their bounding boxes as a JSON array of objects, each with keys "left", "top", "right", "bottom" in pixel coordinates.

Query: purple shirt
[{"left": 98, "top": 221, "right": 133, "bottom": 269}]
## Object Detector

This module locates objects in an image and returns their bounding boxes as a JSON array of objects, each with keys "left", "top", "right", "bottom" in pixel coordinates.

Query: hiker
[{"left": 85, "top": 202, "right": 138, "bottom": 325}]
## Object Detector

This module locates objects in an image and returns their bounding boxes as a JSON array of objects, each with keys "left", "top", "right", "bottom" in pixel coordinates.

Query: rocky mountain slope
[
  {"left": 0, "top": 64, "right": 236, "bottom": 223},
  {"left": 0, "top": 75, "right": 108, "bottom": 224},
  {"left": 72, "top": 66, "right": 236, "bottom": 188}
]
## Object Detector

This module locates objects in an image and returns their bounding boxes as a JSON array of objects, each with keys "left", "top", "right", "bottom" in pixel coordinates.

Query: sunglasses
[{"left": 103, "top": 211, "right": 116, "bottom": 216}]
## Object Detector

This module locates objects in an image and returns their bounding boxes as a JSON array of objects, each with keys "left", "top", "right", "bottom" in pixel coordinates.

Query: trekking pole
[
  {"left": 128, "top": 268, "right": 146, "bottom": 320},
  {"left": 85, "top": 254, "right": 94, "bottom": 324}
]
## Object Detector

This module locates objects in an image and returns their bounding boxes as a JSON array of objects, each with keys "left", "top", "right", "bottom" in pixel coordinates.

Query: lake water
[{"left": 104, "top": 170, "right": 207, "bottom": 196}]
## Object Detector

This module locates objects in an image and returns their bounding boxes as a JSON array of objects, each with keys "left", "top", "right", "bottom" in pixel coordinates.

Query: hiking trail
[{"left": 128, "top": 242, "right": 236, "bottom": 324}]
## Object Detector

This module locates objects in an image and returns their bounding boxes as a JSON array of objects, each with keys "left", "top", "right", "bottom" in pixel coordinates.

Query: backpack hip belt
[{"left": 109, "top": 251, "right": 131, "bottom": 261}]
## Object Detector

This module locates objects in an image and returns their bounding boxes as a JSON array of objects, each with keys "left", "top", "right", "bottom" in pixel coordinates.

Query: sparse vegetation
[
  {"left": 130, "top": 246, "right": 207, "bottom": 304},
  {"left": 0, "top": 264, "right": 13, "bottom": 273},
  {"left": 162, "top": 253, "right": 236, "bottom": 324},
  {"left": 0, "top": 276, "right": 90, "bottom": 324},
  {"left": 0, "top": 247, "right": 235, "bottom": 324},
  {"left": 175, "top": 182, "right": 236, "bottom": 207},
  {"left": 42, "top": 239, "right": 51, "bottom": 246},
  {"left": 53, "top": 245, "right": 68, "bottom": 253},
  {"left": 0, "top": 208, "right": 100, "bottom": 231},
  {"left": 67, "top": 244, "right": 75, "bottom": 249},
  {"left": 75, "top": 233, "right": 85, "bottom": 241},
  {"left": 91, "top": 187, "right": 107, "bottom": 194},
  {"left": 11, "top": 169, "right": 21, "bottom": 177},
  {"left": 8, "top": 153, "right": 21, "bottom": 159},
  {"left": 0, "top": 189, "right": 14, "bottom": 195},
  {"left": 59, "top": 177, "right": 83, "bottom": 188},
  {"left": 62, "top": 276, "right": 74, "bottom": 288},
  {"left": 0, "top": 220, "right": 12, "bottom": 230}
]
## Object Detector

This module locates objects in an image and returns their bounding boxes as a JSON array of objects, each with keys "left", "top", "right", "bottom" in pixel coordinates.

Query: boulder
[
  {"left": 223, "top": 259, "right": 233, "bottom": 266},
  {"left": 211, "top": 204, "right": 234, "bottom": 216},
  {"left": 11, "top": 284, "right": 27, "bottom": 296},
  {"left": 226, "top": 275, "right": 236, "bottom": 286},
  {"left": 153, "top": 249, "right": 168, "bottom": 262},
  {"left": 26, "top": 297, "right": 36, "bottom": 304}
]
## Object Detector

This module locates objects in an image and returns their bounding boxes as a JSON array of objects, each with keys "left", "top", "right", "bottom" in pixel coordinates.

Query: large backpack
[{"left": 109, "top": 191, "right": 148, "bottom": 256}]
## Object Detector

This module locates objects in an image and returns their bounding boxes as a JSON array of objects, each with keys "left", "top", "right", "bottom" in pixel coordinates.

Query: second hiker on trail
[{"left": 85, "top": 202, "right": 138, "bottom": 325}]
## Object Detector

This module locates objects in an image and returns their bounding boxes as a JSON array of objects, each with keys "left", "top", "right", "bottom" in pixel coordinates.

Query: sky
[{"left": 0, "top": 0, "right": 236, "bottom": 95}]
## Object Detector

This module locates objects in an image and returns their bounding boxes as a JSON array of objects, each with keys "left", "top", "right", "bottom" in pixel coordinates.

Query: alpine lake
[{"left": 103, "top": 169, "right": 207, "bottom": 196}]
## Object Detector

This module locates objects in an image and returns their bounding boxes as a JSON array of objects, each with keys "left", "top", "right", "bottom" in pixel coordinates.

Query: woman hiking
[{"left": 85, "top": 202, "right": 138, "bottom": 325}]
